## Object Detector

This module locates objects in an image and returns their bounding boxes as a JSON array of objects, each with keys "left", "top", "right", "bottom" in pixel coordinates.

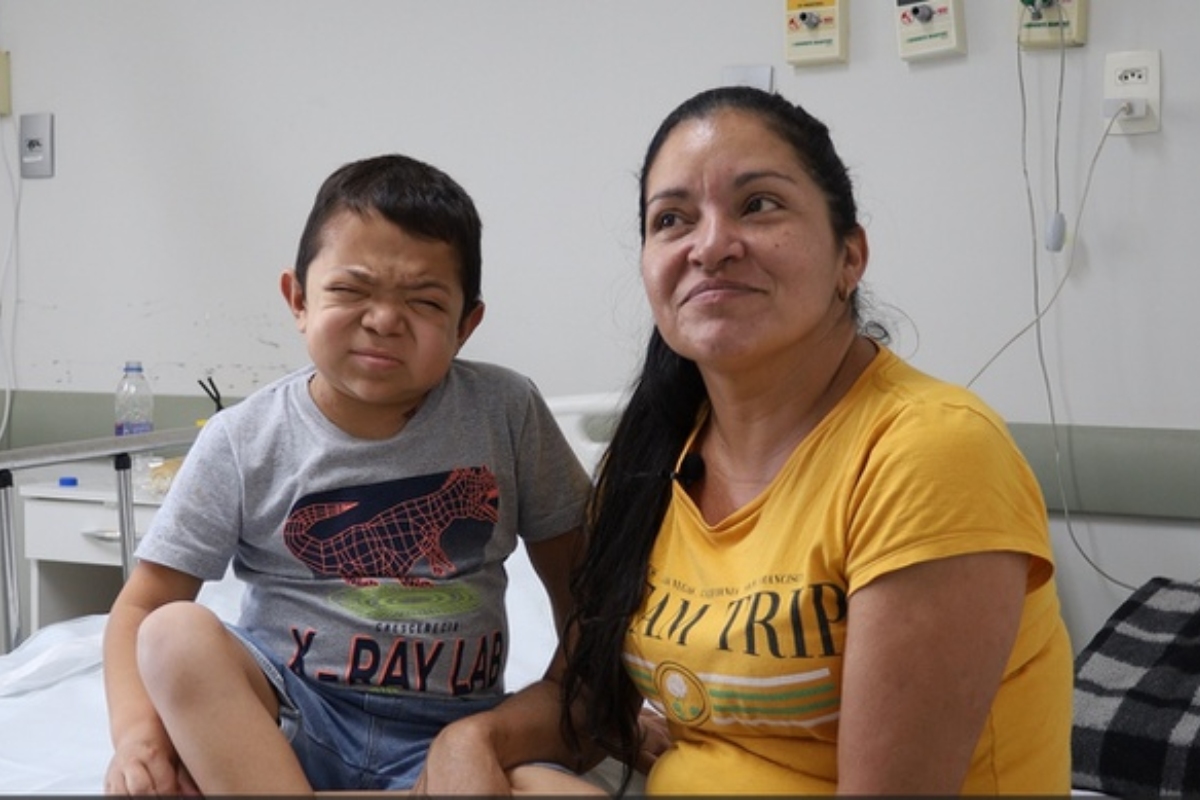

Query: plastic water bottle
[{"left": 114, "top": 360, "right": 154, "bottom": 436}]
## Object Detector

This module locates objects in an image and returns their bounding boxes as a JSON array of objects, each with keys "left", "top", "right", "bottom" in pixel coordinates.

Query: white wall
[{"left": 0, "top": 0, "right": 1197, "bottom": 645}]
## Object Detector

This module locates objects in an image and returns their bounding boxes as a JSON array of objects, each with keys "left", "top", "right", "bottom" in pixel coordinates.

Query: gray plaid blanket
[{"left": 1072, "top": 576, "right": 1200, "bottom": 798}]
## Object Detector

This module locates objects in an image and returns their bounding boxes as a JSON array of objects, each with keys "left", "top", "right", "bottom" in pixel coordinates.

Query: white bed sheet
[{"left": 0, "top": 614, "right": 113, "bottom": 793}]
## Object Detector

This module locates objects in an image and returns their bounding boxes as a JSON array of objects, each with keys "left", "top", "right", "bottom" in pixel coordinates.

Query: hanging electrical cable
[
  {"left": 0, "top": 115, "right": 23, "bottom": 446},
  {"left": 968, "top": 3, "right": 1137, "bottom": 592}
]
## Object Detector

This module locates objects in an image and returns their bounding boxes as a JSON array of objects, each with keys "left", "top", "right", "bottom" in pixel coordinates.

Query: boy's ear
[
  {"left": 455, "top": 301, "right": 486, "bottom": 352},
  {"left": 280, "top": 269, "right": 307, "bottom": 328}
]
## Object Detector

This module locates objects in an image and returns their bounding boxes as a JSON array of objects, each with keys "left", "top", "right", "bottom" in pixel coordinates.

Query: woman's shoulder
[
  {"left": 872, "top": 347, "right": 999, "bottom": 411},
  {"left": 861, "top": 348, "right": 1015, "bottom": 445}
]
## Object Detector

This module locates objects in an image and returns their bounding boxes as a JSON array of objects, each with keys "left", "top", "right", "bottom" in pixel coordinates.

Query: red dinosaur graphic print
[{"left": 283, "top": 466, "right": 500, "bottom": 587}]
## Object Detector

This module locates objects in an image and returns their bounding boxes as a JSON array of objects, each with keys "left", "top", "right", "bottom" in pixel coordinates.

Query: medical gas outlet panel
[
  {"left": 1017, "top": 0, "right": 1088, "bottom": 49},
  {"left": 785, "top": 0, "right": 849, "bottom": 66},
  {"left": 894, "top": 0, "right": 967, "bottom": 61},
  {"left": 785, "top": 1, "right": 1097, "bottom": 66}
]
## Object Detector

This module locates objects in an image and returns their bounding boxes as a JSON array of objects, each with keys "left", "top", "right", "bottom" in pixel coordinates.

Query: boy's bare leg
[{"left": 138, "top": 602, "right": 313, "bottom": 795}]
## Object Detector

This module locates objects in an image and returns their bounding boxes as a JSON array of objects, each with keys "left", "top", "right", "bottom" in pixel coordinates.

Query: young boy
[{"left": 101, "top": 154, "right": 592, "bottom": 795}]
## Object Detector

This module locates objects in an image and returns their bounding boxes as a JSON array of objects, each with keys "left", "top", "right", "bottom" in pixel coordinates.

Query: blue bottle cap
[{"left": 58, "top": 476, "right": 79, "bottom": 487}]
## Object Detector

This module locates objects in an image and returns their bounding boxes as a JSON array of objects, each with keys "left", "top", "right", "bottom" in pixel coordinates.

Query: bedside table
[{"left": 19, "top": 463, "right": 163, "bottom": 631}]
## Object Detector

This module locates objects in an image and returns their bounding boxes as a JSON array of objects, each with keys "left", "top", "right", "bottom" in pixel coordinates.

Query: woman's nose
[{"left": 689, "top": 213, "right": 745, "bottom": 271}]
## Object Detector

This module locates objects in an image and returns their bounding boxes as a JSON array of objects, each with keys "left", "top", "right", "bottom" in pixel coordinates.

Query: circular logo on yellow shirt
[{"left": 653, "top": 661, "right": 711, "bottom": 726}]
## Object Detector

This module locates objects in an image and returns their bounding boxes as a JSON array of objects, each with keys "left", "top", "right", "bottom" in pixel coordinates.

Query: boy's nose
[{"left": 363, "top": 302, "right": 406, "bottom": 334}]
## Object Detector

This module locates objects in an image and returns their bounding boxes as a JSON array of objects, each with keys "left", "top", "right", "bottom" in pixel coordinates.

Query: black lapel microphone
[
  {"left": 630, "top": 452, "right": 706, "bottom": 485},
  {"left": 670, "top": 452, "right": 706, "bottom": 487}
]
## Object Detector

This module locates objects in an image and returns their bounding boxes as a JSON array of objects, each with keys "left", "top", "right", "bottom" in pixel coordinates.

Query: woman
[{"left": 419, "top": 86, "right": 1073, "bottom": 795}]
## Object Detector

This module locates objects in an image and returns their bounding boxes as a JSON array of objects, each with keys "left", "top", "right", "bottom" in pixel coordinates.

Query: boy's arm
[
  {"left": 524, "top": 527, "right": 584, "bottom": 637},
  {"left": 102, "top": 560, "right": 203, "bottom": 795}
]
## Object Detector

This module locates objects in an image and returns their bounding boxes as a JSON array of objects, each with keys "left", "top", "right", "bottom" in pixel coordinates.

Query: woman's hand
[
  {"left": 413, "top": 714, "right": 514, "bottom": 797},
  {"left": 635, "top": 707, "right": 671, "bottom": 774}
]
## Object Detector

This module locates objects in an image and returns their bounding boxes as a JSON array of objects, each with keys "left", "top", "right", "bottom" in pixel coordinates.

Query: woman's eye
[
  {"left": 745, "top": 196, "right": 781, "bottom": 215},
  {"left": 653, "top": 211, "right": 680, "bottom": 231}
]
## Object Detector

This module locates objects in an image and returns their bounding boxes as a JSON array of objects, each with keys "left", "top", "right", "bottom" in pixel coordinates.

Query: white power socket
[
  {"left": 19, "top": 113, "right": 55, "bottom": 179},
  {"left": 785, "top": 0, "right": 849, "bottom": 66},
  {"left": 1017, "top": 0, "right": 1088, "bottom": 49},
  {"left": 1103, "top": 50, "right": 1162, "bottom": 135},
  {"left": 895, "top": 0, "right": 967, "bottom": 61}
]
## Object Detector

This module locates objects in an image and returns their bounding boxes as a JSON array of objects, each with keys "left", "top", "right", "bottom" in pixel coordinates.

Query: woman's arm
[
  {"left": 415, "top": 669, "right": 603, "bottom": 795},
  {"left": 835, "top": 551, "right": 1028, "bottom": 795},
  {"left": 528, "top": 527, "right": 672, "bottom": 777}
]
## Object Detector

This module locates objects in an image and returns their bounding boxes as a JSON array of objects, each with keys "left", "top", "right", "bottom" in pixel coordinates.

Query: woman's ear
[{"left": 841, "top": 225, "right": 869, "bottom": 292}]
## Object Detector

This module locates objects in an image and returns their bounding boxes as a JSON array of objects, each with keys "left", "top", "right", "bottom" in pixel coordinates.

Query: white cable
[
  {"left": 1042, "top": 2, "right": 1068, "bottom": 253},
  {"left": 1036, "top": 107, "right": 1137, "bottom": 593},
  {"left": 967, "top": 105, "right": 1126, "bottom": 388},
  {"left": 968, "top": 11, "right": 1136, "bottom": 592},
  {"left": 968, "top": 5, "right": 1046, "bottom": 387},
  {"left": 1050, "top": 3, "right": 1066, "bottom": 219},
  {"left": 0, "top": 114, "right": 21, "bottom": 445},
  {"left": 1043, "top": 107, "right": 1138, "bottom": 593}
]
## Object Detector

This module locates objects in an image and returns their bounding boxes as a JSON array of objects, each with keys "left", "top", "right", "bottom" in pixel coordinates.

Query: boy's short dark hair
[{"left": 293, "top": 154, "right": 483, "bottom": 319}]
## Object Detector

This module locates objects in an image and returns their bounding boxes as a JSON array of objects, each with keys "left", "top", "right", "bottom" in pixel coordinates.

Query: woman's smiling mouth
[{"left": 681, "top": 278, "right": 760, "bottom": 306}]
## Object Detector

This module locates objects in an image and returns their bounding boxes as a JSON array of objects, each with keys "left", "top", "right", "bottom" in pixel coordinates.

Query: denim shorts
[{"left": 229, "top": 625, "right": 505, "bottom": 791}]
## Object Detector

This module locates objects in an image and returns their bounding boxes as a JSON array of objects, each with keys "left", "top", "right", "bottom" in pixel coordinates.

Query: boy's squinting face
[{"left": 282, "top": 209, "right": 483, "bottom": 439}]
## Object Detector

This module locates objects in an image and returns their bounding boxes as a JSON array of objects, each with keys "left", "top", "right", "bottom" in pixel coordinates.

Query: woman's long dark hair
[{"left": 559, "top": 86, "right": 861, "bottom": 790}]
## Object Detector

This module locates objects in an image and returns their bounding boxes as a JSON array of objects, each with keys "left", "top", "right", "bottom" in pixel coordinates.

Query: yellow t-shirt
[{"left": 624, "top": 347, "right": 1073, "bottom": 795}]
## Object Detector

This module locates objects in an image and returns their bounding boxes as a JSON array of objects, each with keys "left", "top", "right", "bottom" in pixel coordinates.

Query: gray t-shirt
[{"left": 136, "top": 359, "right": 590, "bottom": 699}]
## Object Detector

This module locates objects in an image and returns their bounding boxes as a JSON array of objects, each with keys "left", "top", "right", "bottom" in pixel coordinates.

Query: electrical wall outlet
[
  {"left": 785, "top": 0, "right": 849, "bottom": 66},
  {"left": 895, "top": 0, "right": 966, "bottom": 61},
  {"left": 1103, "top": 50, "right": 1162, "bottom": 135},
  {"left": 19, "top": 112, "right": 55, "bottom": 178},
  {"left": 1017, "top": 0, "right": 1088, "bottom": 49}
]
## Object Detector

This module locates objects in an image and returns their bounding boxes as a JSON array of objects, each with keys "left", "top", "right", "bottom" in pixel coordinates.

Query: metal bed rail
[{"left": 0, "top": 427, "right": 199, "bottom": 653}]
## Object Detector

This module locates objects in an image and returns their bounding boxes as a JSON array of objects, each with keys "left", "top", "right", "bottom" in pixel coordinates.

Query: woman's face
[{"left": 640, "top": 109, "right": 866, "bottom": 374}]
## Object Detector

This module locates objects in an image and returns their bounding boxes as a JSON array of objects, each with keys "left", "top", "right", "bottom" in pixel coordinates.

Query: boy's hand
[{"left": 104, "top": 724, "right": 194, "bottom": 796}]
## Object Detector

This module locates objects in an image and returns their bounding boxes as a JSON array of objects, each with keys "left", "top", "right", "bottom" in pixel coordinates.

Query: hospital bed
[{"left": 0, "top": 393, "right": 622, "bottom": 794}]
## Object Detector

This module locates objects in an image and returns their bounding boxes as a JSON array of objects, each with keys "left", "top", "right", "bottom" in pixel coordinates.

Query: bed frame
[{"left": 0, "top": 428, "right": 200, "bottom": 653}]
